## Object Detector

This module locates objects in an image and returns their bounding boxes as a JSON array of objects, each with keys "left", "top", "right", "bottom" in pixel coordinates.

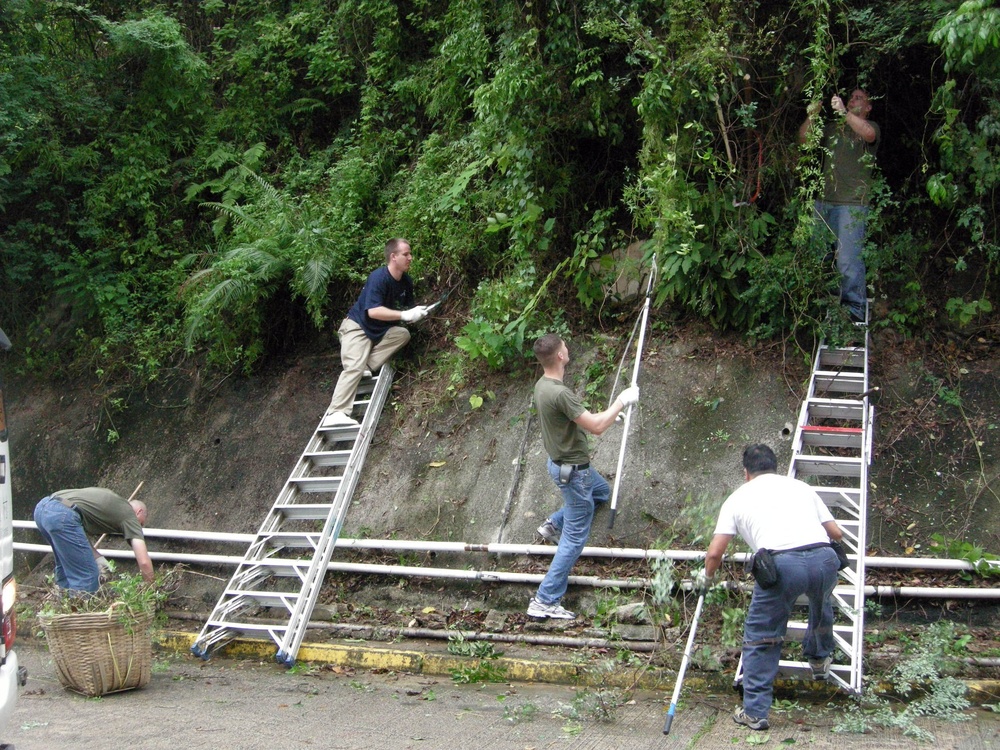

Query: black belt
[
  {"left": 50, "top": 496, "right": 82, "bottom": 516},
  {"left": 772, "top": 542, "right": 831, "bottom": 556},
  {"left": 554, "top": 461, "right": 589, "bottom": 470}
]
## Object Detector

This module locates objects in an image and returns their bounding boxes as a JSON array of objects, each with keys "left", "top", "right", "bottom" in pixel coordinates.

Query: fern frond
[
  {"left": 201, "top": 201, "right": 260, "bottom": 232},
  {"left": 239, "top": 165, "right": 284, "bottom": 206}
]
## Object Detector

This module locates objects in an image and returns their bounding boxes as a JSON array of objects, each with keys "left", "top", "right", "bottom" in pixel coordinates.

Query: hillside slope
[{"left": 8, "top": 325, "right": 999, "bottom": 611}]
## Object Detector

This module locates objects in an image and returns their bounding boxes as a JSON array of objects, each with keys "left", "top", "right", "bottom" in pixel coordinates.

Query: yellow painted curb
[
  {"left": 966, "top": 679, "right": 1000, "bottom": 703},
  {"left": 158, "top": 630, "right": 668, "bottom": 688}
]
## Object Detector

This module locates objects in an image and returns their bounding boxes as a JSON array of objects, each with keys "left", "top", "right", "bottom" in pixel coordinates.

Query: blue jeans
[
  {"left": 535, "top": 460, "right": 609, "bottom": 605},
  {"left": 742, "top": 546, "right": 839, "bottom": 719},
  {"left": 33, "top": 496, "right": 100, "bottom": 592},
  {"left": 813, "top": 202, "right": 869, "bottom": 319}
]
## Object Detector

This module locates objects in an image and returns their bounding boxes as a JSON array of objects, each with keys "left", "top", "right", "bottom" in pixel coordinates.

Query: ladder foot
[
  {"left": 276, "top": 650, "right": 295, "bottom": 667},
  {"left": 191, "top": 644, "right": 210, "bottom": 660}
]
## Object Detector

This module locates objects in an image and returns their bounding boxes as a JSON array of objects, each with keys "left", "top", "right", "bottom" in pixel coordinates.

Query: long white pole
[
  {"left": 663, "top": 592, "right": 705, "bottom": 734},
  {"left": 608, "top": 256, "right": 656, "bottom": 528}
]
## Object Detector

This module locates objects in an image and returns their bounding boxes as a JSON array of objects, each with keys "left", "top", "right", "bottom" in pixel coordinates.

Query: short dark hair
[
  {"left": 385, "top": 238, "right": 409, "bottom": 264},
  {"left": 533, "top": 334, "right": 564, "bottom": 367},
  {"left": 743, "top": 444, "right": 778, "bottom": 475}
]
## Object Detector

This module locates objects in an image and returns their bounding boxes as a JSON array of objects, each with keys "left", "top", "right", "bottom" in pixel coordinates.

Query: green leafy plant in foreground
[
  {"left": 834, "top": 620, "right": 972, "bottom": 742},
  {"left": 930, "top": 534, "right": 1000, "bottom": 580},
  {"left": 450, "top": 660, "right": 508, "bottom": 684},
  {"left": 38, "top": 570, "right": 174, "bottom": 631},
  {"left": 557, "top": 679, "right": 628, "bottom": 723},
  {"left": 501, "top": 697, "right": 539, "bottom": 724},
  {"left": 447, "top": 630, "right": 507, "bottom": 683},
  {"left": 446, "top": 630, "right": 504, "bottom": 659}
]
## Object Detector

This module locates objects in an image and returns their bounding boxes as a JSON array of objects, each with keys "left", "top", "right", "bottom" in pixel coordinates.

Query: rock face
[
  {"left": 7, "top": 327, "right": 1000, "bottom": 612},
  {"left": 8, "top": 332, "right": 795, "bottom": 543}
]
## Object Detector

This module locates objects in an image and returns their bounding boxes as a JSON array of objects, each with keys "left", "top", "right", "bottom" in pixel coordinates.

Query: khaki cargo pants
[{"left": 327, "top": 318, "right": 410, "bottom": 417}]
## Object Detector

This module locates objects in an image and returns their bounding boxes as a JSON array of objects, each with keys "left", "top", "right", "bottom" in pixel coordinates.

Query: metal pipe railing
[
  {"left": 13, "top": 520, "right": 991, "bottom": 572},
  {"left": 16, "top": 536, "right": 1000, "bottom": 600}
]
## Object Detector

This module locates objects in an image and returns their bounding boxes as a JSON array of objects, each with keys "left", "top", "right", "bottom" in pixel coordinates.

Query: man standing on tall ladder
[
  {"left": 527, "top": 334, "right": 639, "bottom": 619},
  {"left": 799, "top": 89, "right": 880, "bottom": 323},
  {"left": 323, "top": 238, "right": 431, "bottom": 428}
]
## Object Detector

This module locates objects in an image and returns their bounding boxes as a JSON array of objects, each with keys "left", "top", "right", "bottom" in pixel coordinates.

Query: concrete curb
[
  {"left": 159, "top": 631, "right": 662, "bottom": 689},
  {"left": 157, "top": 631, "right": 1000, "bottom": 703}
]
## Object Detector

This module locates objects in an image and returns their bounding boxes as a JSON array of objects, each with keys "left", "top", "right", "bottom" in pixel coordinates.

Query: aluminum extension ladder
[
  {"left": 734, "top": 313, "right": 874, "bottom": 696},
  {"left": 191, "top": 367, "right": 394, "bottom": 665}
]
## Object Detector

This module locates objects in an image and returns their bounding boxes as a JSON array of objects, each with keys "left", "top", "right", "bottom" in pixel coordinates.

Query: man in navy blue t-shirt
[{"left": 323, "top": 238, "right": 429, "bottom": 427}]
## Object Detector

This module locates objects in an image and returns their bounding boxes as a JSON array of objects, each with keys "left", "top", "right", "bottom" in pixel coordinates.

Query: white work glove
[
  {"left": 96, "top": 556, "right": 113, "bottom": 583},
  {"left": 617, "top": 385, "right": 640, "bottom": 407},
  {"left": 692, "top": 568, "right": 714, "bottom": 595},
  {"left": 399, "top": 305, "right": 430, "bottom": 323}
]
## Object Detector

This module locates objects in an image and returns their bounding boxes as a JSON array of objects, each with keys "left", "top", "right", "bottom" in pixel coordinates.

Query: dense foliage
[{"left": 1, "top": 0, "right": 997, "bottom": 385}]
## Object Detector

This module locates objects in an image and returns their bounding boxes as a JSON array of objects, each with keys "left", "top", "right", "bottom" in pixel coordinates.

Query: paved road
[{"left": 7, "top": 641, "right": 1000, "bottom": 749}]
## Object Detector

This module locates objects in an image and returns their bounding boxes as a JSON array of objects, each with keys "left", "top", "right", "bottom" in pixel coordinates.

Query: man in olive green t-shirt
[
  {"left": 798, "top": 89, "right": 881, "bottom": 322},
  {"left": 527, "top": 334, "right": 639, "bottom": 620},
  {"left": 33, "top": 487, "right": 154, "bottom": 592}
]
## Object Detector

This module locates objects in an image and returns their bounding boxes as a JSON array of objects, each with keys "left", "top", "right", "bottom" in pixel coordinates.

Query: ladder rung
[
  {"left": 204, "top": 622, "right": 288, "bottom": 637},
  {"left": 274, "top": 503, "right": 334, "bottom": 520},
  {"left": 223, "top": 589, "right": 301, "bottom": 609},
  {"left": 319, "top": 424, "right": 360, "bottom": 438},
  {"left": 247, "top": 562, "right": 313, "bottom": 579},
  {"left": 815, "top": 488, "right": 861, "bottom": 507},
  {"left": 786, "top": 623, "right": 858, "bottom": 655},
  {"left": 837, "top": 518, "right": 860, "bottom": 533},
  {"left": 232, "top": 558, "right": 312, "bottom": 579},
  {"left": 305, "top": 450, "right": 353, "bottom": 468},
  {"left": 801, "top": 425, "right": 863, "bottom": 434},
  {"left": 813, "top": 371, "right": 866, "bottom": 394},
  {"left": 818, "top": 347, "right": 865, "bottom": 368},
  {"left": 785, "top": 622, "right": 854, "bottom": 640},
  {"left": 776, "top": 659, "right": 852, "bottom": 681},
  {"left": 800, "top": 428, "right": 863, "bottom": 449},
  {"left": 288, "top": 476, "right": 343, "bottom": 493},
  {"left": 804, "top": 399, "right": 865, "bottom": 421},
  {"left": 262, "top": 532, "right": 323, "bottom": 549},
  {"left": 791, "top": 455, "right": 862, "bottom": 478}
]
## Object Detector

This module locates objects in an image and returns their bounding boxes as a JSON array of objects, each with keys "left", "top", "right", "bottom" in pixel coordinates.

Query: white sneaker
[
  {"left": 322, "top": 411, "right": 359, "bottom": 428},
  {"left": 526, "top": 597, "right": 575, "bottom": 619},
  {"left": 362, "top": 369, "right": 373, "bottom": 379},
  {"left": 536, "top": 520, "right": 559, "bottom": 543}
]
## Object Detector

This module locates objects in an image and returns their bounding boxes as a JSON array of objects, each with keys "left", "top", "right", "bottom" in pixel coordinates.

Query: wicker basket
[{"left": 40, "top": 611, "right": 153, "bottom": 697}]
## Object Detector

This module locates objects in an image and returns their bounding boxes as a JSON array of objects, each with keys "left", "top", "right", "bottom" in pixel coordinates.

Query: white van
[{"left": 0, "top": 327, "right": 27, "bottom": 739}]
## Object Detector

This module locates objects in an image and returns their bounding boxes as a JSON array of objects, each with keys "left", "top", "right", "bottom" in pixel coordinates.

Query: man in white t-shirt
[{"left": 698, "top": 444, "right": 845, "bottom": 731}]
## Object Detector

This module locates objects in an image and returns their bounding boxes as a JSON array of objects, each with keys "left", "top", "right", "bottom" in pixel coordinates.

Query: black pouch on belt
[
  {"left": 747, "top": 548, "right": 781, "bottom": 589},
  {"left": 558, "top": 463, "right": 573, "bottom": 485},
  {"left": 830, "top": 541, "right": 851, "bottom": 571}
]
